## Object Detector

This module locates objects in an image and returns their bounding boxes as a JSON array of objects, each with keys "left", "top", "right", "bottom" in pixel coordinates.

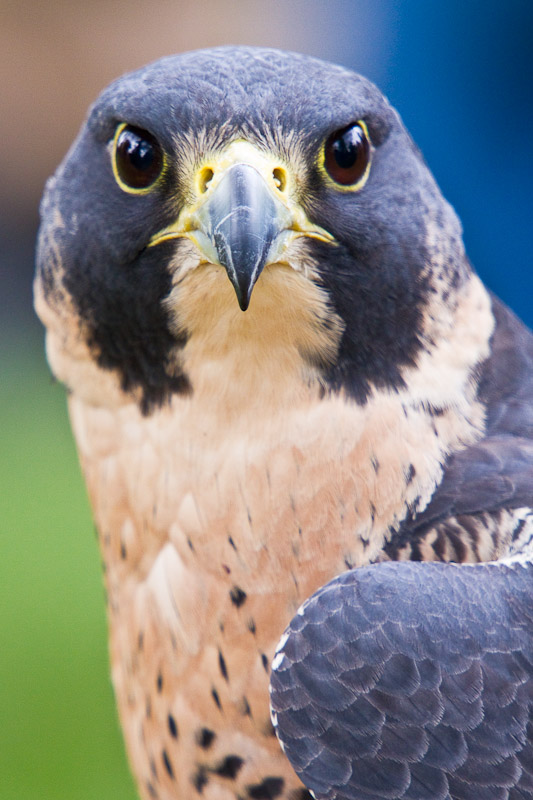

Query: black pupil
[
  {"left": 115, "top": 126, "right": 162, "bottom": 189},
  {"left": 127, "top": 134, "right": 154, "bottom": 170},
  {"left": 333, "top": 126, "right": 364, "bottom": 168}
]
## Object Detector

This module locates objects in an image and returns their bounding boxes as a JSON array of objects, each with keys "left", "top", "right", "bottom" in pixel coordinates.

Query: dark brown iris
[
  {"left": 114, "top": 125, "right": 163, "bottom": 189},
  {"left": 324, "top": 122, "right": 370, "bottom": 187}
]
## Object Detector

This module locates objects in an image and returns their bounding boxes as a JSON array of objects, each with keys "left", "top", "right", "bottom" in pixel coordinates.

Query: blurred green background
[
  {"left": 2, "top": 345, "right": 137, "bottom": 798},
  {"left": 2, "top": 1, "right": 532, "bottom": 798}
]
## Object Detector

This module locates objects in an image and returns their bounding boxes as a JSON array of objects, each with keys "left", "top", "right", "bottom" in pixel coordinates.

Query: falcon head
[{"left": 35, "top": 46, "right": 470, "bottom": 414}]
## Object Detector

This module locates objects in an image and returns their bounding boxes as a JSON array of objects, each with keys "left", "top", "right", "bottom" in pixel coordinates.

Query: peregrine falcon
[{"left": 34, "top": 47, "right": 533, "bottom": 800}]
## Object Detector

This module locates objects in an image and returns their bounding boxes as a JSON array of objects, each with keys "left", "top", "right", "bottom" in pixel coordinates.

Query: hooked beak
[
  {"left": 194, "top": 163, "right": 292, "bottom": 310},
  {"left": 148, "top": 142, "right": 334, "bottom": 311}
]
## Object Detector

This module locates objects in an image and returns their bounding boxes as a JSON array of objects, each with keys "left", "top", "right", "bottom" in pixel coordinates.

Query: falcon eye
[
  {"left": 323, "top": 121, "right": 371, "bottom": 189},
  {"left": 113, "top": 123, "right": 164, "bottom": 192}
]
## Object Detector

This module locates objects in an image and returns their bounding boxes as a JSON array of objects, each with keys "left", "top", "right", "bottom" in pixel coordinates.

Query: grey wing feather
[
  {"left": 270, "top": 560, "right": 533, "bottom": 800},
  {"left": 404, "top": 436, "right": 533, "bottom": 530}
]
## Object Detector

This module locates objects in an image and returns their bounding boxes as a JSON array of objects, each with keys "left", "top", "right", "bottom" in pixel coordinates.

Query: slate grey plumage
[{"left": 270, "top": 560, "right": 533, "bottom": 799}]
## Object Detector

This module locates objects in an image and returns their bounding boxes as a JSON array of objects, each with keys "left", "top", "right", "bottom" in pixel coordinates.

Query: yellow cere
[{"left": 147, "top": 140, "right": 335, "bottom": 256}]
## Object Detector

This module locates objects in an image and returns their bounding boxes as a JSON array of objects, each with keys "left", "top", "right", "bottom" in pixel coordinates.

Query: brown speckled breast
[{"left": 66, "top": 271, "right": 494, "bottom": 800}]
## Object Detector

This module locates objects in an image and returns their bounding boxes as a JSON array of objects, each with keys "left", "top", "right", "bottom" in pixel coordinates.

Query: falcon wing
[{"left": 270, "top": 560, "right": 533, "bottom": 800}]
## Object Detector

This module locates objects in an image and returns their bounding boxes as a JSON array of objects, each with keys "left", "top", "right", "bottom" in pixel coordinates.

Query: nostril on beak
[
  {"left": 273, "top": 167, "right": 287, "bottom": 192},
  {"left": 198, "top": 167, "right": 214, "bottom": 194}
]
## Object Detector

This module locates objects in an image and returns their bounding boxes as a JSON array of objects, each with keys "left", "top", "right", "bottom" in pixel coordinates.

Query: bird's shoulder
[{"left": 384, "top": 294, "right": 533, "bottom": 565}]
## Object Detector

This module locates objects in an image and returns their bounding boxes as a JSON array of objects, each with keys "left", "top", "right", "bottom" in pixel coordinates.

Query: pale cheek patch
[
  {"left": 409, "top": 213, "right": 494, "bottom": 417},
  {"left": 35, "top": 212, "right": 142, "bottom": 411},
  {"left": 35, "top": 269, "right": 132, "bottom": 408},
  {"left": 406, "top": 273, "right": 494, "bottom": 412}
]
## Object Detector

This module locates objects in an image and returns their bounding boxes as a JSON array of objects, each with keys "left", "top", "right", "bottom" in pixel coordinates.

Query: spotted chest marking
[{"left": 65, "top": 270, "right": 495, "bottom": 799}]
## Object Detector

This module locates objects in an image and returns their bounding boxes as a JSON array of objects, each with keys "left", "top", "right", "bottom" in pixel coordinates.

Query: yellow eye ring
[
  {"left": 319, "top": 119, "right": 372, "bottom": 192},
  {"left": 112, "top": 122, "right": 166, "bottom": 195}
]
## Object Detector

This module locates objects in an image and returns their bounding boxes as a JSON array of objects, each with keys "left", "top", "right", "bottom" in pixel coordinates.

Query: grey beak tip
[{"left": 234, "top": 281, "right": 251, "bottom": 311}]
